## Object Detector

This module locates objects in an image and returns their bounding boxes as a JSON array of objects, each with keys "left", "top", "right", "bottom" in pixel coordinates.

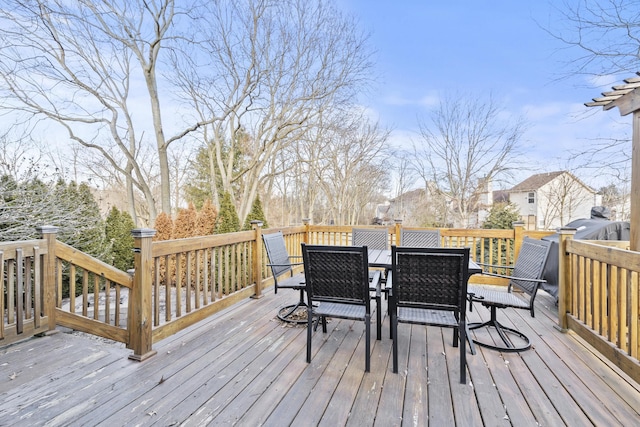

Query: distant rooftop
[{"left": 510, "top": 171, "right": 565, "bottom": 192}]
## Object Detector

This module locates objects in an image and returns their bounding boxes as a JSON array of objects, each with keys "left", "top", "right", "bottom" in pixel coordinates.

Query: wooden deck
[{"left": 1, "top": 288, "right": 639, "bottom": 426}]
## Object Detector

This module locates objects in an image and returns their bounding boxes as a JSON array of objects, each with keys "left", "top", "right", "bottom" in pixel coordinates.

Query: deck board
[{"left": 1, "top": 288, "right": 639, "bottom": 426}]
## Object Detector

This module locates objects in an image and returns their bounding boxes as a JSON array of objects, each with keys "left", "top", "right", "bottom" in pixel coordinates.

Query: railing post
[
  {"left": 513, "top": 221, "right": 525, "bottom": 259},
  {"left": 302, "top": 218, "right": 310, "bottom": 244},
  {"left": 129, "top": 228, "right": 157, "bottom": 361},
  {"left": 394, "top": 219, "right": 403, "bottom": 246},
  {"left": 251, "top": 221, "right": 264, "bottom": 299},
  {"left": 37, "top": 225, "right": 58, "bottom": 334},
  {"left": 557, "top": 227, "right": 577, "bottom": 331}
]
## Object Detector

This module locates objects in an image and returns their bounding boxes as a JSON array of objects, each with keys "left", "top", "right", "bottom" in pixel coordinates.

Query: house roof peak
[{"left": 510, "top": 171, "right": 565, "bottom": 192}]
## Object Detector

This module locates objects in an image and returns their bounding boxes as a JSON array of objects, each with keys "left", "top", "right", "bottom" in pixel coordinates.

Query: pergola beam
[{"left": 585, "top": 74, "right": 640, "bottom": 251}]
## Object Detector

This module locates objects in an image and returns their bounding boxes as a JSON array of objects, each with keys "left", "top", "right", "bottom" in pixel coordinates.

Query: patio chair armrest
[
  {"left": 369, "top": 270, "right": 382, "bottom": 297},
  {"left": 480, "top": 271, "right": 547, "bottom": 283},
  {"left": 266, "top": 261, "right": 304, "bottom": 268},
  {"left": 476, "top": 262, "right": 514, "bottom": 270},
  {"left": 385, "top": 270, "right": 393, "bottom": 296}
]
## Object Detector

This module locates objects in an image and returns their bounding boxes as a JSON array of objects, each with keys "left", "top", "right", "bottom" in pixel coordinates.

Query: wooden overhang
[
  {"left": 585, "top": 75, "right": 640, "bottom": 115},
  {"left": 585, "top": 73, "right": 640, "bottom": 251}
]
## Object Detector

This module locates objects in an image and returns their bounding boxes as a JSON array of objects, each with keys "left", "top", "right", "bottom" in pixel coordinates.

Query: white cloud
[{"left": 382, "top": 91, "right": 439, "bottom": 108}]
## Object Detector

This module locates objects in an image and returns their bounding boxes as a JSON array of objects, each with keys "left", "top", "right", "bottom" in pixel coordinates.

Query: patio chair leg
[
  {"left": 365, "top": 314, "right": 371, "bottom": 372},
  {"left": 391, "top": 314, "right": 398, "bottom": 373},
  {"left": 277, "top": 288, "right": 308, "bottom": 324},
  {"left": 376, "top": 295, "right": 381, "bottom": 340},
  {"left": 468, "top": 307, "right": 531, "bottom": 352},
  {"left": 306, "top": 307, "right": 313, "bottom": 363},
  {"left": 465, "top": 323, "right": 476, "bottom": 355},
  {"left": 459, "top": 322, "right": 467, "bottom": 384}
]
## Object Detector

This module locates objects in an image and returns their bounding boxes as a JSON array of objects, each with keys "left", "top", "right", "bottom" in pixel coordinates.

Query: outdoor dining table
[{"left": 368, "top": 248, "right": 483, "bottom": 275}]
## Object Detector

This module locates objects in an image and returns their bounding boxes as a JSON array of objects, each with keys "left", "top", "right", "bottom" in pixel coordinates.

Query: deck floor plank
[
  {"left": 123, "top": 318, "right": 289, "bottom": 426},
  {"left": 0, "top": 289, "right": 639, "bottom": 426},
  {"left": 370, "top": 317, "right": 410, "bottom": 426},
  {"left": 231, "top": 330, "right": 309, "bottom": 426},
  {"left": 402, "top": 324, "right": 429, "bottom": 426},
  {"left": 261, "top": 319, "right": 353, "bottom": 426},
  {"left": 444, "top": 335, "right": 484, "bottom": 427},
  {"left": 293, "top": 319, "right": 364, "bottom": 425},
  {"left": 425, "top": 325, "right": 456, "bottom": 426},
  {"left": 511, "top": 305, "right": 639, "bottom": 425},
  {"left": 344, "top": 324, "right": 391, "bottom": 426}
]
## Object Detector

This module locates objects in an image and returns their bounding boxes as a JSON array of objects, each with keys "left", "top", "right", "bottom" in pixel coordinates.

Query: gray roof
[{"left": 510, "top": 171, "right": 565, "bottom": 192}]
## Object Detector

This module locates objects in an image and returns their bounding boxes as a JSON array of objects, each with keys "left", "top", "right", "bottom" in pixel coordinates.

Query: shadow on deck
[{"left": 1, "top": 288, "right": 639, "bottom": 426}]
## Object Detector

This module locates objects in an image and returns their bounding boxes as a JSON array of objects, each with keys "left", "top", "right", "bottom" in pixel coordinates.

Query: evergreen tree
[
  {"left": 243, "top": 196, "right": 268, "bottom": 230},
  {"left": 196, "top": 199, "right": 217, "bottom": 236},
  {"left": 152, "top": 211, "right": 174, "bottom": 285},
  {"left": 482, "top": 202, "right": 521, "bottom": 229},
  {"left": 154, "top": 212, "right": 174, "bottom": 241},
  {"left": 173, "top": 203, "right": 198, "bottom": 239},
  {"left": 0, "top": 177, "right": 107, "bottom": 257},
  {"left": 105, "top": 206, "right": 135, "bottom": 271},
  {"left": 72, "top": 182, "right": 108, "bottom": 256},
  {"left": 481, "top": 202, "right": 521, "bottom": 267},
  {"left": 184, "top": 147, "right": 214, "bottom": 209},
  {"left": 215, "top": 191, "right": 240, "bottom": 234}
]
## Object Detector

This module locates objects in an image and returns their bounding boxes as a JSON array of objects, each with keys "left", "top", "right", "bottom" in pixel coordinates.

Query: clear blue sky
[{"left": 339, "top": 0, "right": 630, "bottom": 189}]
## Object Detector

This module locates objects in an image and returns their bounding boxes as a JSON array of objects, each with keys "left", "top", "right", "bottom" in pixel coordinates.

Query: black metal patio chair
[
  {"left": 352, "top": 227, "right": 389, "bottom": 250},
  {"left": 467, "top": 237, "right": 552, "bottom": 352},
  {"left": 389, "top": 246, "right": 471, "bottom": 384},
  {"left": 352, "top": 227, "right": 388, "bottom": 331},
  {"left": 399, "top": 228, "right": 441, "bottom": 247},
  {"left": 262, "top": 231, "right": 306, "bottom": 323},
  {"left": 302, "top": 243, "right": 380, "bottom": 372}
]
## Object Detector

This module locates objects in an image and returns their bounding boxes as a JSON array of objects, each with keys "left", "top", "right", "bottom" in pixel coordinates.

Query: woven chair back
[
  {"left": 352, "top": 228, "right": 388, "bottom": 250},
  {"left": 392, "top": 246, "right": 469, "bottom": 312},
  {"left": 399, "top": 229, "right": 441, "bottom": 247},
  {"left": 509, "top": 237, "right": 552, "bottom": 296},
  {"left": 302, "top": 244, "right": 370, "bottom": 307},
  {"left": 263, "top": 231, "right": 294, "bottom": 278}
]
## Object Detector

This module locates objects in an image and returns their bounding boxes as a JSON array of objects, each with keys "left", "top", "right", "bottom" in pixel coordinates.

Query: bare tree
[
  {"left": 538, "top": 172, "right": 597, "bottom": 229},
  {"left": 549, "top": 0, "right": 637, "bottom": 182},
  {"left": 176, "top": 0, "right": 372, "bottom": 222},
  {"left": 551, "top": 0, "right": 640, "bottom": 78},
  {"left": 599, "top": 171, "right": 631, "bottom": 221},
  {"left": 413, "top": 93, "right": 527, "bottom": 228},
  {"left": 0, "top": 132, "right": 44, "bottom": 180},
  {"left": 303, "top": 111, "right": 390, "bottom": 225},
  {"left": 0, "top": 0, "right": 210, "bottom": 224}
]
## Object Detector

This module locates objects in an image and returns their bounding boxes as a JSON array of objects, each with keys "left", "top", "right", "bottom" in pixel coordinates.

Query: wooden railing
[
  {"left": 18, "top": 219, "right": 640, "bottom": 380},
  {"left": 305, "top": 221, "right": 553, "bottom": 285},
  {"left": 0, "top": 235, "right": 50, "bottom": 346},
  {"left": 1, "top": 222, "right": 548, "bottom": 358},
  {"left": 557, "top": 229, "right": 640, "bottom": 383},
  {"left": 54, "top": 239, "right": 133, "bottom": 345},
  {"left": 148, "top": 229, "right": 259, "bottom": 346}
]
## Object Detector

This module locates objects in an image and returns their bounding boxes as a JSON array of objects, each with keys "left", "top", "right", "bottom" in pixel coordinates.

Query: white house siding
[{"left": 509, "top": 171, "right": 600, "bottom": 231}]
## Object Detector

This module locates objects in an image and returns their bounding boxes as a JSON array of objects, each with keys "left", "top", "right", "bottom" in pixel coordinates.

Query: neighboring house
[
  {"left": 381, "top": 184, "right": 453, "bottom": 227},
  {"left": 379, "top": 188, "right": 428, "bottom": 226},
  {"left": 382, "top": 171, "right": 601, "bottom": 230},
  {"left": 508, "top": 171, "right": 601, "bottom": 230}
]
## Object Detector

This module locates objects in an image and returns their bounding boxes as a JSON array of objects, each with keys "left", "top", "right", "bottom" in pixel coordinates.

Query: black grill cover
[{"left": 541, "top": 218, "right": 630, "bottom": 299}]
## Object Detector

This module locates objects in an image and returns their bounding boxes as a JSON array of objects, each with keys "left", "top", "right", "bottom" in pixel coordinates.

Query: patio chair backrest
[
  {"left": 262, "top": 231, "right": 295, "bottom": 278},
  {"left": 352, "top": 227, "right": 388, "bottom": 250},
  {"left": 509, "top": 237, "right": 552, "bottom": 297},
  {"left": 391, "top": 246, "right": 469, "bottom": 312},
  {"left": 399, "top": 229, "right": 441, "bottom": 248},
  {"left": 302, "top": 244, "right": 371, "bottom": 308}
]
